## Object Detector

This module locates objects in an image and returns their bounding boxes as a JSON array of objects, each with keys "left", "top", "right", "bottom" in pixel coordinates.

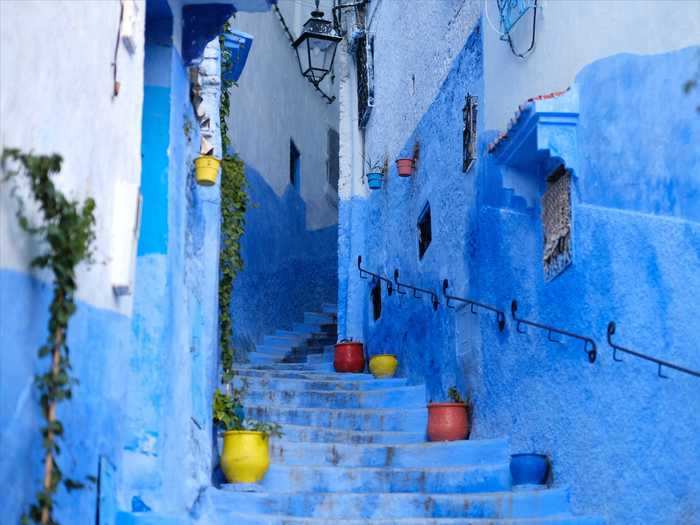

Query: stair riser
[
  {"left": 232, "top": 376, "right": 409, "bottom": 392},
  {"left": 211, "top": 489, "right": 571, "bottom": 519},
  {"left": 240, "top": 362, "right": 336, "bottom": 372},
  {"left": 269, "top": 439, "right": 510, "bottom": 468},
  {"left": 278, "top": 426, "right": 425, "bottom": 444},
  {"left": 304, "top": 312, "right": 337, "bottom": 325},
  {"left": 259, "top": 464, "right": 511, "bottom": 494},
  {"left": 244, "top": 387, "right": 425, "bottom": 409},
  {"left": 245, "top": 406, "right": 427, "bottom": 432},
  {"left": 233, "top": 368, "right": 377, "bottom": 382}
]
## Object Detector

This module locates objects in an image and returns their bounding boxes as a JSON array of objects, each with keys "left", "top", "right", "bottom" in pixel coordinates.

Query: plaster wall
[
  {"left": 226, "top": 2, "right": 339, "bottom": 348},
  {"left": 1, "top": 0, "right": 231, "bottom": 521},
  {"left": 339, "top": 9, "right": 700, "bottom": 521},
  {"left": 483, "top": 0, "right": 700, "bottom": 130},
  {"left": 0, "top": 0, "right": 146, "bottom": 315}
]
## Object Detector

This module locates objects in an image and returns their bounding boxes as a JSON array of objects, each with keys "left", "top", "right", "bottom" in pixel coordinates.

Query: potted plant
[
  {"left": 334, "top": 339, "right": 365, "bottom": 373},
  {"left": 195, "top": 154, "right": 221, "bottom": 186},
  {"left": 213, "top": 387, "right": 282, "bottom": 484},
  {"left": 510, "top": 453, "right": 550, "bottom": 486},
  {"left": 369, "top": 354, "right": 398, "bottom": 378},
  {"left": 365, "top": 156, "right": 385, "bottom": 190},
  {"left": 427, "top": 386, "right": 471, "bottom": 441},
  {"left": 395, "top": 142, "right": 419, "bottom": 177}
]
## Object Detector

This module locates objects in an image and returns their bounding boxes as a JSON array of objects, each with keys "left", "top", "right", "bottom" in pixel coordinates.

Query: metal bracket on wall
[
  {"left": 442, "top": 279, "right": 506, "bottom": 332},
  {"left": 607, "top": 322, "right": 700, "bottom": 380},
  {"left": 393, "top": 269, "right": 439, "bottom": 311},
  {"left": 511, "top": 300, "right": 597, "bottom": 363},
  {"left": 357, "top": 255, "right": 393, "bottom": 295}
]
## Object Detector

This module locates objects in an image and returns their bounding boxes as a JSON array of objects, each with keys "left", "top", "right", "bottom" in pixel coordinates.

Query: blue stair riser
[
  {"left": 243, "top": 386, "right": 426, "bottom": 409},
  {"left": 269, "top": 438, "right": 510, "bottom": 468},
  {"left": 232, "top": 375, "right": 408, "bottom": 392},
  {"left": 233, "top": 367, "right": 379, "bottom": 382},
  {"left": 304, "top": 312, "right": 337, "bottom": 325},
  {"left": 294, "top": 322, "right": 335, "bottom": 334},
  {"left": 264, "top": 335, "right": 307, "bottom": 346},
  {"left": 198, "top": 513, "right": 603, "bottom": 525},
  {"left": 210, "top": 488, "right": 571, "bottom": 519},
  {"left": 277, "top": 424, "right": 425, "bottom": 444},
  {"left": 244, "top": 406, "right": 427, "bottom": 432},
  {"left": 254, "top": 345, "right": 296, "bottom": 356},
  {"left": 257, "top": 463, "right": 511, "bottom": 493},
  {"left": 306, "top": 353, "right": 334, "bottom": 364},
  {"left": 321, "top": 303, "right": 338, "bottom": 314},
  {"left": 246, "top": 354, "right": 284, "bottom": 365},
  {"left": 239, "top": 362, "right": 335, "bottom": 372}
]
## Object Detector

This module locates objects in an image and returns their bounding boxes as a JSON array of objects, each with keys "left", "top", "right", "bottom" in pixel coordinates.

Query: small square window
[
  {"left": 371, "top": 279, "right": 382, "bottom": 321},
  {"left": 290, "top": 139, "right": 300, "bottom": 188},
  {"left": 417, "top": 202, "right": 432, "bottom": 260}
]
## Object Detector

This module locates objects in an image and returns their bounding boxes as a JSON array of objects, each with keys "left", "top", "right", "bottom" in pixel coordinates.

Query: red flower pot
[
  {"left": 396, "top": 158, "right": 414, "bottom": 177},
  {"left": 334, "top": 341, "right": 365, "bottom": 373},
  {"left": 427, "top": 403, "right": 469, "bottom": 441}
]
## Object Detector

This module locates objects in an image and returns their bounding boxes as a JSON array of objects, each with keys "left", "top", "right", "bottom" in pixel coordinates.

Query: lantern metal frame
[{"left": 292, "top": 2, "right": 342, "bottom": 88}]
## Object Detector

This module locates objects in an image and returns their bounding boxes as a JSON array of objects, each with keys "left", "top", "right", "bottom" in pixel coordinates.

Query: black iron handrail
[
  {"left": 442, "top": 279, "right": 506, "bottom": 332},
  {"left": 511, "top": 300, "right": 597, "bottom": 363},
  {"left": 607, "top": 322, "right": 700, "bottom": 380},
  {"left": 393, "top": 269, "right": 439, "bottom": 311},
  {"left": 357, "top": 256, "right": 393, "bottom": 295}
]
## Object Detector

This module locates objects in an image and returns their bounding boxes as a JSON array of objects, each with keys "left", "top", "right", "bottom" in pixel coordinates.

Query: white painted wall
[
  {"left": 483, "top": 0, "right": 700, "bottom": 130},
  {"left": 0, "top": 0, "right": 146, "bottom": 315},
  {"left": 227, "top": 0, "right": 340, "bottom": 230}
]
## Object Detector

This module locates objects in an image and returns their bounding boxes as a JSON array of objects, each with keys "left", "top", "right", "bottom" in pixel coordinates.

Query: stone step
[
  {"left": 237, "top": 362, "right": 335, "bottom": 372},
  {"left": 304, "top": 312, "right": 337, "bottom": 325},
  {"left": 255, "top": 344, "right": 295, "bottom": 356},
  {"left": 322, "top": 303, "right": 338, "bottom": 314},
  {"left": 232, "top": 374, "right": 409, "bottom": 392},
  {"left": 269, "top": 438, "right": 509, "bottom": 467},
  {"left": 244, "top": 385, "right": 425, "bottom": 409},
  {"left": 209, "top": 487, "right": 572, "bottom": 519},
  {"left": 306, "top": 352, "right": 335, "bottom": 364},
  {"left": 233, "top": 366, "right": 376, "bottom": 382},
  {"left": 244, "top": 405, "right": 427, "bottom": 432},
  {"left": 264, "top": 334, "right": 308, "bottom": 346},
  {"left": 204, "top": 513, "right": 604, "bottom": 525},
  {"left": 254, "top": 463, "right": 511, "bottom": 494},
  {"left": 276, "top": 423, "right": 425, "bottom": 444},
  {"left": 246, "top": 353, "right": 284, "bottom": 365}
]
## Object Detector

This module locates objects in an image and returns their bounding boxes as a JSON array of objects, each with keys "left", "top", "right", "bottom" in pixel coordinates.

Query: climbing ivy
[
  {"left": 218, "top": 23, "right": 248, "bottom": 383},
  {"left": 2, "top": 149, "right": 96, "bottom": 525}
]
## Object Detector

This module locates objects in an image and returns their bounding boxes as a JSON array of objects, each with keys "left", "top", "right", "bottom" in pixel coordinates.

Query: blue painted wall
[
  {"left": 230, "top": 163, "right": 338, "bottom": 355},
  {"left": 340, "top": 19, "right": 700, "bottom": 523}
]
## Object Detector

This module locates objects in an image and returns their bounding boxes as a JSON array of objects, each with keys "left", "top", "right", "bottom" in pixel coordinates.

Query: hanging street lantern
[{"left": 292, "top": 0, "right": 342, "bottom": 88}]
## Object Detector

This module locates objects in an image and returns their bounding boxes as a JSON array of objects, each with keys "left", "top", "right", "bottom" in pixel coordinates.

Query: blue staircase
[{"left": 210, "top": 304, "right": 603, "bottom": 524}]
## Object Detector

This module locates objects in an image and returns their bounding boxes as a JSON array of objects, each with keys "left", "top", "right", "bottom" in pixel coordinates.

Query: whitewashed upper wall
[
  {"left": 483, "top": 0, "right": 700, "bottom": 130},
  {"left": 0, "top": 0, "right": 146, "bottom": 314},
  {"left": 227, "top": 0, "right": 340, "bottom": 230},
  {"left": 362, "top": 0, "right": 482, "bottom": 163}
]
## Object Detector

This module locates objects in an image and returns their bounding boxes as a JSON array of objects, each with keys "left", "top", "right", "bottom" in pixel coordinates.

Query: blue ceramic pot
[
  {"left": 367, "top": 172, "right": 383, "bottom": 190},
  {"left": 510, "top": 453, "right": 550, "bottom": 486}
]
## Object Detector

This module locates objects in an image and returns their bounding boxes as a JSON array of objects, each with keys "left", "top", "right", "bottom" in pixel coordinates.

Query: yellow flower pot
[
  {"left": 195, "top": 156, "right": 220, "bottom": 186},
  {"left": 220, "top": 430, "right": 270, "bottom": 483},
  {"left": 369, "top": 354, "right": 398, "bottom": 378}
]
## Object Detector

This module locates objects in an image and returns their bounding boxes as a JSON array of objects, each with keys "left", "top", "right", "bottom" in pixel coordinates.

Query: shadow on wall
[{"left": 231, "top": 163, "right": 338, "bottom": 355}]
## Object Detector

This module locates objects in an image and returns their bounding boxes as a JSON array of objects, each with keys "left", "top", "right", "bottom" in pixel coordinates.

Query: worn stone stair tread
[
  {"left": 258, "top": 462, "right": 511, "bottom": 493},
  {"left": 233, "top": 374, "right": 409, "bottom": 391},
  {"left": 275, "top": 423, "right": 426, "bottom": 444},
  {"left": 244, "top": 384, "right": 426, "bottom": 408},
  {"left": 215, "top": 512, "right": 603, "bottom": 525},
  {"left": 210, "top": 487, "right": 571, "bottom": 518},
  {"left": 244, "top": 404, "right": 427, "bottom": 432},
  {"left": 269, "top": 438, "right": 510, "bottom": 467}
]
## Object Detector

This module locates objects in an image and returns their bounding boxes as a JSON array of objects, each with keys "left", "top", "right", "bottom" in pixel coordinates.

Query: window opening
[
  {"left": 463, "top": 94, "right": 478, "bottom": 172},
  {"left": 542, "top": 165, "right": 572, "bottom": 281},
  {"left": 371, "top": 279, "right": 382, "bottom": 321},
  {"left": 417, "top": 202, "right": 432, "bottom": 260},
  {"left": 290, "top": 139, "right": 301, "bottom": 188}
]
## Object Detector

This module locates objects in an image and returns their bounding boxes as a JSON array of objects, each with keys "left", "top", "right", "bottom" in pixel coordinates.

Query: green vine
[
  {"left": 2, "top": 149, "right": 96, "bottom": 525},
  {"left": 217, "top": 23, "right": 248, "bottom": 383}
]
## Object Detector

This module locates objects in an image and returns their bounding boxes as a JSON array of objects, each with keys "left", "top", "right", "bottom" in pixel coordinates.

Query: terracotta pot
[
  {"left": 395, "top": 158, "right": 414, "bottom": 177},
  {"left": 334, "top": 341, "right": 365, "bottom": 373},
  {"left": 427, "top": 402, "right": 469, "bottom": 441}
]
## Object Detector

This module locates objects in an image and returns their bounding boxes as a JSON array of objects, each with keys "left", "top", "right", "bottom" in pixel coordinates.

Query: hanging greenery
[
  {"left": 2, "top": 149, "right": 96, "bottom": 525},
  {"left": 218, "top": 23, "right": 248, "bottom": 383}
]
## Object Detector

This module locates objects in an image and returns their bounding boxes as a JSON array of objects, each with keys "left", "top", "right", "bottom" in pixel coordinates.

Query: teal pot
[{"left": 367, "top": 172, "right": 383, "bottom": 190}]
